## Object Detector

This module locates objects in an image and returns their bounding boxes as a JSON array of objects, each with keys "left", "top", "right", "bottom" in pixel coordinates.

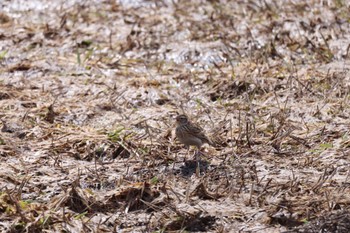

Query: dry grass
[{"left": 0, "top": 0, "right": 350, "bottom": 232}]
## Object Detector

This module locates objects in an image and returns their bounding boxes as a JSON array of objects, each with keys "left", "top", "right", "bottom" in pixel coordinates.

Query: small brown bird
[{"left": 175, "top": 114, "right": 213, "bottom": 150}]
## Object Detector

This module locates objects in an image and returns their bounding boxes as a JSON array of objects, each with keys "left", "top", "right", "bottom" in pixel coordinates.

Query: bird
[
  {"left": 175, "top": 114, "right": 213, "bottom": 150},
  {"left": 175, "top": 114, "right": 213, "bottom": 176}
]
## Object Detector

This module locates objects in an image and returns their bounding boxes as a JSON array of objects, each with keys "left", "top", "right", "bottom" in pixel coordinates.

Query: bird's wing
[
  {"left": 189, "top": 123, "right": 204, "bottom": 135},
  {"left": 189, "top": 123, "right": 212, "bottom": 145}
]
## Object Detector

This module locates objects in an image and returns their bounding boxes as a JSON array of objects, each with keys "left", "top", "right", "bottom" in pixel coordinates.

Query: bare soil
[{"left": 0, "top": 0, "right": 350, "bottom": 232}]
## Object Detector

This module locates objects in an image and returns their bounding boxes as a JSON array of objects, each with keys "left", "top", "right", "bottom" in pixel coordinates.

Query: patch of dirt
[{"left": 0, "top": 0, "right": 350, "bottom": 232}]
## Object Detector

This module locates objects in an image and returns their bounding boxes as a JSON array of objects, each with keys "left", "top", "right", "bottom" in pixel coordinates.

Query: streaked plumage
[{"left": 175, "top": 114, "right": 212, "bottom": 149}]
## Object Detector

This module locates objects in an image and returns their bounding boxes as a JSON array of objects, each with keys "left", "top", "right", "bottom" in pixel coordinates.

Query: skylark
[{"left": 175, "top": 114, "right": 213, "bottom": 150}]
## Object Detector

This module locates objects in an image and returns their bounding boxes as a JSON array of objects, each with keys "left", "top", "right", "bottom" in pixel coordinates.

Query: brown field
[{"left": 0, "top": 0, "right": 350, "bottom": 232}]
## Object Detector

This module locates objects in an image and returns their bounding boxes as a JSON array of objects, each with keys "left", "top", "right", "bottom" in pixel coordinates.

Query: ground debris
[{"left": 0, "top": 0, "right": 349, "bottom": 232}]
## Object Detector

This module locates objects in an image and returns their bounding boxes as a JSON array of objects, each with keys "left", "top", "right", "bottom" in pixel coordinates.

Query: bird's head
[{"left": 176, "top": 114, "right": 189, "bottom": 125}]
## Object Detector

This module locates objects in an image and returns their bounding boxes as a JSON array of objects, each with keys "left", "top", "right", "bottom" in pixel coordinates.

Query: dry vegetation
[{"left": 0, "top": 0, "right": 350, "bottom": 232}]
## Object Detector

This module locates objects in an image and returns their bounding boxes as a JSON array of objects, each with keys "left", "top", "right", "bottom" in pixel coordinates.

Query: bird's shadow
[{"left": 179, "top": 159, "right": 209, "bottom": 177}]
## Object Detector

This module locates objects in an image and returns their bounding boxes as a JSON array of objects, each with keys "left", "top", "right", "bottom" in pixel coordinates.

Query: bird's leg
[
  {"left": 195, "top": 147, "right": 201, "bottom": 177},
  {"left": 184, "top": 146, "right": 190, "bottom": 162},
  {"left": 192, "top": 149, "right": 197, "bottom": 160}
]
